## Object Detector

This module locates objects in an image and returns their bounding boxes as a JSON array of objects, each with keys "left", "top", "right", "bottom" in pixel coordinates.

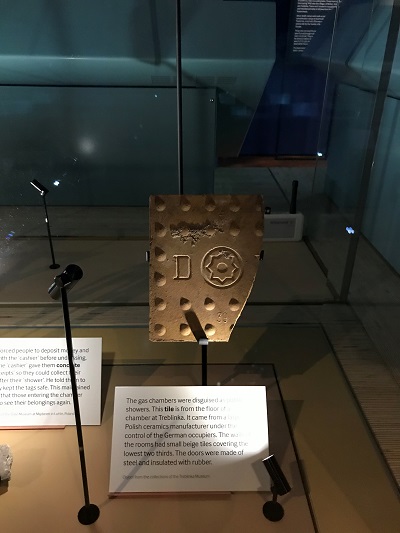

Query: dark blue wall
[{"left": 241, "top": 0, "right": 330, "bottom": 157}]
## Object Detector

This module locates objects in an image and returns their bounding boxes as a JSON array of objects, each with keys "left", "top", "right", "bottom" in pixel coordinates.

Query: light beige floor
[
  {"left": 1, "top": 362, "right": 315, "bottom": 533},
  {"left": 1, "top": 326, "right": 399, "bottom": 533}
]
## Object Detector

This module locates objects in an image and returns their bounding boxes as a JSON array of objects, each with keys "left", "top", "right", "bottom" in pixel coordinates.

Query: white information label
[
  {"left": 0, "top": 338, "right": 102, "bottom": 426},
  {"left": 109, "top": 386, "right": 269, "bottom": 493}
]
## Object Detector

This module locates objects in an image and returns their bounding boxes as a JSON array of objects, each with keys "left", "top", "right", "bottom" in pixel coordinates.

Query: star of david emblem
[{"left": 201, "top": 247, "right": 243, "bottom": 287}]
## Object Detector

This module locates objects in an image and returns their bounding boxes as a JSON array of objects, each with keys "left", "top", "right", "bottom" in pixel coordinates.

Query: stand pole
[
  {"left": 42, "top": 196, "right": 59, "bottom": 270},
  {"left": 60, "top": 287, "right": 99, "bottom": 525},
  {"left": 199, "top": 339, "right": 208, "bottom": 386}
]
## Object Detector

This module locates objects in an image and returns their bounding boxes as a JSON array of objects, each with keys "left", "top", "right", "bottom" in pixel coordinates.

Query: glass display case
[{"left": 1, "top": 1, "right": 399, "bottom": 532}]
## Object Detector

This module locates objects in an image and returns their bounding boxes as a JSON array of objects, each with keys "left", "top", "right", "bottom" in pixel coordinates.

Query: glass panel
[
  {"left": 0, "top": 0, "right": 397, "bottom": 317},
  {"left": 0, "top": 86, "right": 215, "bottom": 206},
  {"left": 1, "top": 3, "right": 399, "bottom": 522},
  {"left": 0, "top": 1, "right": 280, "bottom": 312},
  {"left": 306, "top": 0, "right": 392, "bottom": 297}
]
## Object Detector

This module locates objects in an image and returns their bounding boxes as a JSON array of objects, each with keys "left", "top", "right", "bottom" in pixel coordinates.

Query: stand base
[
  {"left": 78, "top": 504, "right": 100, "bottom": 525},
  {"left": 49, "top": 263, "right": 60, "bottom": 270},
  {"left": 263, "top": 500, "right": 284, "bottom": 522}
]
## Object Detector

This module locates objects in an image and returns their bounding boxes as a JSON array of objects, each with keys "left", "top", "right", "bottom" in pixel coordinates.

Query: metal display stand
[
  {"left": 48, "top": 265, "right": 100, "bottom": 525},
  {"left": 30, "top": 179, "right": 59, "bottom": 270}
]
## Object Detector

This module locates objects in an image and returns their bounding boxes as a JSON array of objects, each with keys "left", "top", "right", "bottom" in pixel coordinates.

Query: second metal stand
[
  {"left": 43, "top": 195, "right": 59, "bottom": 269},
  {"left": 60, "top": 287, "right": 99, "bottom": 525}
]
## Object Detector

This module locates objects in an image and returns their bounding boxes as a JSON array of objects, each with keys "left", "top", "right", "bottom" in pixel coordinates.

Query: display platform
[{"left": 1, "top": 363, "right": 316, "bottom": 533}]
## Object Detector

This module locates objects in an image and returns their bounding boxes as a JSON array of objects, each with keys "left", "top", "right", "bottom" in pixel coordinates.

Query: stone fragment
[
  {"left": 0, "top": 444, "right": 13, "bottom": 481},
  {"left": 149, "top": 194, "right": 264, "bottom": 342}
]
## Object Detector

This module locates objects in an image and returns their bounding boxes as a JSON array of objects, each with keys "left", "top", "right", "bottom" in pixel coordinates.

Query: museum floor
[
  {"left": 1, "top": 325, "right": 399, "bottom": 533},
  {"left": 1, "top": 164, "right": 400, "bottom": 532}
]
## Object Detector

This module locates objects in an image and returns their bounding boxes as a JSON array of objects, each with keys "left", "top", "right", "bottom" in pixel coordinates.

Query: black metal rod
[
  {"left": 176, "top": 0, "right": 184, "bottom": 194},
  {"left": 60, "top": 288, "right": 99, "bottom": 524},
  {"left": 61, "top": 287, "right": 91, "bottom": 507},
  {"left": 289, "top": 180, "right": 298, "bottom": 214},
  {"left": 340, "top": 0, "right": 400, "bottom": 301},
  {"left": 42, "top": 195, "right": 59, "bottom": 269},
  {"left": 201, "top": 342, "right": 207, "bottom": 386}
]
